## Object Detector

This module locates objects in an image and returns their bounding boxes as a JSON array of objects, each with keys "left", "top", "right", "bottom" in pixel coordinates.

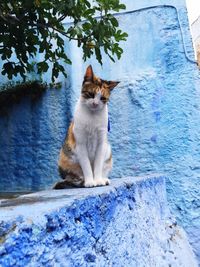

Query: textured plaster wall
[
  {"left": 0, "top": 0, "right": 200, "bottom": 261},
  {"left": 0, "top": 81, "right": 71, "bottom": 192},
  {"left": 0, "top": 176, "right": 198, "bottom": 267}
]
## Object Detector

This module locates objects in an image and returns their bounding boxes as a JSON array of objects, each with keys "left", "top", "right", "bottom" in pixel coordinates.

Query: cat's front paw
[
  {"left": 84, "top": 179, "right": 95, "bottom": 188},
  {"left": 94, "top": 178, "right": 110, "bottom": 186}
]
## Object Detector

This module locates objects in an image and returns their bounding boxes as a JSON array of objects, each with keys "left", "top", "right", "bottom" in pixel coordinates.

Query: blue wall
[
  {"left": 0, "top": 0, "right": 200, "bottom": 261},
  {"left": 0, "top": 176, "right": 198, "bottom": 266}
]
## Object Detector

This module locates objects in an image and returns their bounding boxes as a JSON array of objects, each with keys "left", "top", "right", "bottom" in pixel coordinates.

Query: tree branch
[
  {"left": 30, "top": 21, "right": 88, "bottom": 42},
  {"left": 0, "top": 10, "right": 20, "bottom": 25},
  {"left": 57, "top": 15, "right": 68, "bottom": 22}
]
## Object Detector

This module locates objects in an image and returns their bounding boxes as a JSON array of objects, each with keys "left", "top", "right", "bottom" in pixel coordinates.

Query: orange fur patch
[
  {"left": 58, "top": 122, "right": 83, "bottom": 178},
  {"left": 66, "top": 122, "right": 76, "bottom": 149},
  {"left": 101, "top": 85, "right": 111, "bottom": 100},
  {"left": 58, "top": 149, "right": 83, "bottom": 177}
]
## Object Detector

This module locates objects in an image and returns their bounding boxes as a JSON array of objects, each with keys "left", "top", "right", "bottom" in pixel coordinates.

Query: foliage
[{"left": 0, "top": 0, "right": 128, "bottom": 82}]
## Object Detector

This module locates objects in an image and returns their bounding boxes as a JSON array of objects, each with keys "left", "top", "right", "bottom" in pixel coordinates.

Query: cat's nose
[{"left": 92, "top": 102, "right": 98, "bottom": 108}]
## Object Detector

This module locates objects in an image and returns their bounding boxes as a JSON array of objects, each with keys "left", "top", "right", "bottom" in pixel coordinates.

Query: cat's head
[{"left": 81, "top": 65, "right": 120, "bottom": 111}]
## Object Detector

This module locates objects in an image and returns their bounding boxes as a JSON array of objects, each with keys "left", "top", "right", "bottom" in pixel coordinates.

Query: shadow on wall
[{"left": 0, "top": 77, "right": 72, "bottom": 192}]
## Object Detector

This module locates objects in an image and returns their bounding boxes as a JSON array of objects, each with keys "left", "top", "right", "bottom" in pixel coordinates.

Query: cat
[{"left": 53, "top": 65, "right": 119, "bottom": 189}]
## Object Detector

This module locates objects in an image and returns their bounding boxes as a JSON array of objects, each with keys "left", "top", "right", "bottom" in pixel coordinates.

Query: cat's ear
[
  {"left": 84, "top": 65, "right": 94, "bottom": 83},
  {"left": 107, "top": 81, "right": 120, "bottom": 91}
]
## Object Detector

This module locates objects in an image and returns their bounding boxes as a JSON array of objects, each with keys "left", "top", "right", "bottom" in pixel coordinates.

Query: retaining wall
[{"left": 0, "top": 176, "right": 197, "bottom": 267}]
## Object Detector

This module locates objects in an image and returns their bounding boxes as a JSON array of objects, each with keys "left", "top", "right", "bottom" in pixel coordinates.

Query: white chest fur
[{"left": 73, "top": 98, "right": 108, "bottom": 161}]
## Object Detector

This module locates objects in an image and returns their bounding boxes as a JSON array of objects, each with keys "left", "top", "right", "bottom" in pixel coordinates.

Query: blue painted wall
[
  {"left": 0, "top": 0, "right": 200, "bottom": 261},
  {"left": 0, "top": 176, "right": 198, "bottom": 266}
]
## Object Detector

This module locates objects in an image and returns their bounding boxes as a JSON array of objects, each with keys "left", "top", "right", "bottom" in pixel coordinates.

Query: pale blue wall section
[{"left": 0, "top": 1, "right": 200, "bottom": 261}]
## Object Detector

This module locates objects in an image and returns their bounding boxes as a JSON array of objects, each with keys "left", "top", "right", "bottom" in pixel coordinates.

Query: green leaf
[
  {"left": 110, "top": 17, "right": 119, "bottom": 27},
  {"left": 118, "top": 4, "right": 126, "bottom": 10},
  {"left": 95, "top": 47, "right": 102, "bottom": 65},
  {"left": 0, "top": 0, "right": 127, "bottom": 82},
  {"left": 37, "top": 61, "right": 49, "bottom": 73}
]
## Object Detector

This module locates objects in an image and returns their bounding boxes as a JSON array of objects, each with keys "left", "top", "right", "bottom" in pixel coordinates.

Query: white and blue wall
[
  {"left": 0, "top": 176, "right": 198, "bottom": 267},
  {"left": 0, "top": 0, "right": 200, "bottom": 261}
]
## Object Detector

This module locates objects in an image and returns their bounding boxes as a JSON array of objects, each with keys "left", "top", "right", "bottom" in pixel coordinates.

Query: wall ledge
[{"left": 0, "top": 175, "right": 198, "bottom": 267}]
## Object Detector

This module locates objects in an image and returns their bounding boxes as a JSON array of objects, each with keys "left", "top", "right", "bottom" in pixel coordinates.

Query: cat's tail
[
  {"left": 53, "top": 179, "right": 84, "bottom": 189},
  {"left": 53, "top": 167, "right": 84, "bottom": 189}
]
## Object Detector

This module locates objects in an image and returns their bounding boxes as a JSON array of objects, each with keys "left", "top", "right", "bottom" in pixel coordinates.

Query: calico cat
[{"left": 53, "top": 65, "right": 119, "bottom": 189}]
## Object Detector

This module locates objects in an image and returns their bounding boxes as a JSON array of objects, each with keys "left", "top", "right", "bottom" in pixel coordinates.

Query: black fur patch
[
  {"left": 58, "top": 166, "right": 67, "bottom": 180},
  {"left": 58, "top": 166, "right": 83, "bottom": 184},
  {"left": 55, "top": 167, "right": 84, "bottom": 189}
]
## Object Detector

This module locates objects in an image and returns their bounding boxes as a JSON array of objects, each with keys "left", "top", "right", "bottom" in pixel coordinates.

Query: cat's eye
[
  {"left": 87, "top": 92, "right": 95, "bottom": 98},
  {"left": 83, "top": 92, "right": 95, "bottom": 98},
  {"left": 100, "top": 96, "right": 107, "bottom": 102}
]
